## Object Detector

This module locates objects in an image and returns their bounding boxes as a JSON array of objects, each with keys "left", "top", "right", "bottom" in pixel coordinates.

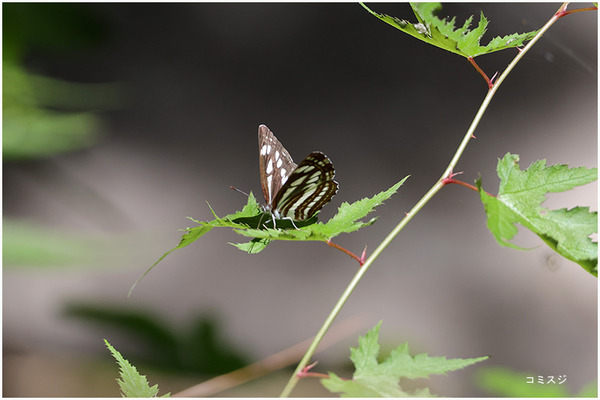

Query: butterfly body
[{"left": 258, "top": 124, "right": 338, "bottom": 224}]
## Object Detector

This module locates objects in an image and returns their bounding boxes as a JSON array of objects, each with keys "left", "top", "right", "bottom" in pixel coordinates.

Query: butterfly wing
[
  {"left": 258, "top": 125, "right": 297, "bottom": 209},
  {"left": 273, "top": 151, "right": 339, "bottom": 221}
]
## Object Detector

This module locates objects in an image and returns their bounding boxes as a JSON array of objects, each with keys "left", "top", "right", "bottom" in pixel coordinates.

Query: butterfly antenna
[{"left": 230, "top": 186, "right": 250, "bottom": 197}]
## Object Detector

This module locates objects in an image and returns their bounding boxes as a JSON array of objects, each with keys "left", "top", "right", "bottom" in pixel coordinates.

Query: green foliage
[
  {"left": 361, "top": 3, "right": 538, "bottom": 58},
  {"left": 230, "top": 178, "right": 409, "bottom": 249},
  {"left": 478, "top": 153, "right": 598, "bottom": 276},
  {"left": 3, "top": 62, "right": 104, "bottom": 160},
  {"left": 68, "top": 305, "right": 248, "bottom": 375},
  {"left": 321, "top": 321, "right": 488, "bottom": 397},
  {"left": 3, "top": 3, "right": 122, "bottom": 161},
  {"left": 3, "top": 219, "right": 95, "bottom": 267},
  {"left": 476, "top": 366, "right": 598, "bottom": 397},
  {"left": 130, "top": 178, "right": 407, "bottom": 295},
  {"left": 104, "top": 339, "right": 169, "bottom": 398}
]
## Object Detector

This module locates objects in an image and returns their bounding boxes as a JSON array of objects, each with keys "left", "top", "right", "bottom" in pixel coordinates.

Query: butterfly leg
[
  {"left": 256, "top": 212, "right": 267, "bottom": 229},
  {"left": 281, "top": 216, "right": 301, "bottom": 230},
  {"left": 271, "top": 213, "right": 278, "bottom": 229},
  {"left": 258, "top": 214, "right": 275, "bottom": 230},
  {"left": 264, "top": 214, "right": 300, "bottom": 230}
]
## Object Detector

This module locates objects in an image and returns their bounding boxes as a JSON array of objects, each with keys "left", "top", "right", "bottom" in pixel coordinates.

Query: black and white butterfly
[{"left": 258, "top": 124, "right": 338, "bottom": 227}]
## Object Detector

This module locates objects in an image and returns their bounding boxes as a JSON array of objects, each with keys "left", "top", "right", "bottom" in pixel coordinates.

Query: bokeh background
[{"left": 3, "top": 2, "right": 597, "bottom": 397}]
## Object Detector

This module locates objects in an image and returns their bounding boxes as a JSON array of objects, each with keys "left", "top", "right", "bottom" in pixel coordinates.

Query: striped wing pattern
[
  {"left": 258, "top": 124, "right": 338, "bottom": 222},
  {"left": 274, "top": 152, "right": 338, "bottom": 220}
]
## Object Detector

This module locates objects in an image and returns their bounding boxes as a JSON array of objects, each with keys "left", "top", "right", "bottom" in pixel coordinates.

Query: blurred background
[{"left": 3, "top": 2, "right": 597, "bottom": 397}]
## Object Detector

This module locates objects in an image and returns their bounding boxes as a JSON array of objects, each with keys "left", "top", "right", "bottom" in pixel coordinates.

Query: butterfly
[{"left": 258, "top": 124, "right": 338, "bottom": 227}]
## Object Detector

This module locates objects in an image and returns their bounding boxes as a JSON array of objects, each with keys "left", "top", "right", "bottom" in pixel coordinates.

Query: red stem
[
  {"left": 326, "top": 240, "right": 366, "bottom": 266},
  {"left": 442, "top": 178, "right": 479, "bottom": 192},
  {"left": 557, "top": 6, "right": 597, "bottom": 18},
  {"left": 297, "top": 361, "right": 338, "bottom": 380},
  {"left": 297, "top": 371, "right": 330, "bottom": 379},
  {"left": 468, "top": 57, "right": 494, "bottom": 90},
  {"left": 469, "top": 5, "right": 596, "bottom": 85},
  {"left": 442, "top": 177, "right": 496, "bottom": 197}
]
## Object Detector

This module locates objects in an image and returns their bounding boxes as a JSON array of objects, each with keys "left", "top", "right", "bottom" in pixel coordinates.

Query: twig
[
  {"left": 441, "top": 171, "right": 495, "bottom": 196},
  {"left": 443, "top": 178, "right": 479, "bottom": 192},
  {"left": 556, "top": 5, "right": 597, "bottom": 18},
  {"left": 297, "top": 361, "right": 330, "bottom": 379},
  {"left": 326, "top": 240, "right": 367, "bottom": 266},
  {"left": 172, "top": 316, "right": 364, "bottom": 397},
  {"left": 468, "top": 57, "right": 494, "bottom": 89},
  {"left": 279, "top": 3, "right": 576, "bottom": 397}
]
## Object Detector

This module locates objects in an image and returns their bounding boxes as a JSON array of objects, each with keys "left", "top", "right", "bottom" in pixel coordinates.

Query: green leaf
[
  {"left": 75, "top": 308, "right": 248, "bottom": 375},
  {"left": 131, "top": 178, "right": 409, "bottom": 295},
  {"left": 3, "top": 219, "right": 95, "bottom": 267},
  {"left": 322, "top": 373, "right": 381, "bottom": 397},
  {"left": 321, "top": 321, "right": 488, "bottom": 397},
  {"left": 319, "top": 177, "right": 409, "bottom": 238},
  {"left": 230, "top": 237, "right": 271, "bottom": 254},
  {"left": 104, "top": 339, "right": 169, "bottom": 398},
  {"left": 3, "top": 60, "right": 123, "bottom": 161},
  {"left": 128, "top": 193, "right": 264, "bottom": 296},
  {"left": 478, "top": 153, "right": 598, "bottom": 276},
  {"left": 230, "top": 177, "right": 408, "bottom": 250},
  {"left": 361, "top": 3, "right": 539, "bottom": 58}
]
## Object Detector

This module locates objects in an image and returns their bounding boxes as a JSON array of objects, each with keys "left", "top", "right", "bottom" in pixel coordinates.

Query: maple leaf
[
  {"left": 321, "top": 321, "right": 488, "bottom": 397},
  {"left": 478, "top": 153, "right": 597, "bottom": 276},
  {"left": 361, "top": 2, "right": 538, "bottom": 58}
]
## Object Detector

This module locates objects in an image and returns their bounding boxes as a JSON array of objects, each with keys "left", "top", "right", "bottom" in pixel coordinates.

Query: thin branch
[
  {"left": 442, "top": 178, "right": 479, "bottom": 192},
  {"left": 442, "top": 178, "right": 497, "bottom": 197},
  {"left": 280, "top": 3, "right": 571, "bottom": 397},
  {"left": 297, "top": 361, "right": 331, "bottom": 380},
  {"left": 173, "top": 316, "right": 364, "bottom": 397},
  {"left": 557, "top": 5, "right": 597, "bottom": 18}
]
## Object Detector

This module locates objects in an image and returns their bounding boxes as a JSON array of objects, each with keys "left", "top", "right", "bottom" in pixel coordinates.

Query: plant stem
[
  {"left": 280, "top": 3, "right": 576, "bottom": 397},
  {"left": 557, "top": 5, "right": 597, "bottom": 17},
  {"left": 443, "top": 178, "right": 479, "bottom": 192},
  {"left": 174, "top": 317, "right": 363, "bottom": 397},
  {"left": 326, "top": 239, "right": 366, "bottom": 265},
  {"left": 468, "top": 57, "right": 494, "bottom": 89}
]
